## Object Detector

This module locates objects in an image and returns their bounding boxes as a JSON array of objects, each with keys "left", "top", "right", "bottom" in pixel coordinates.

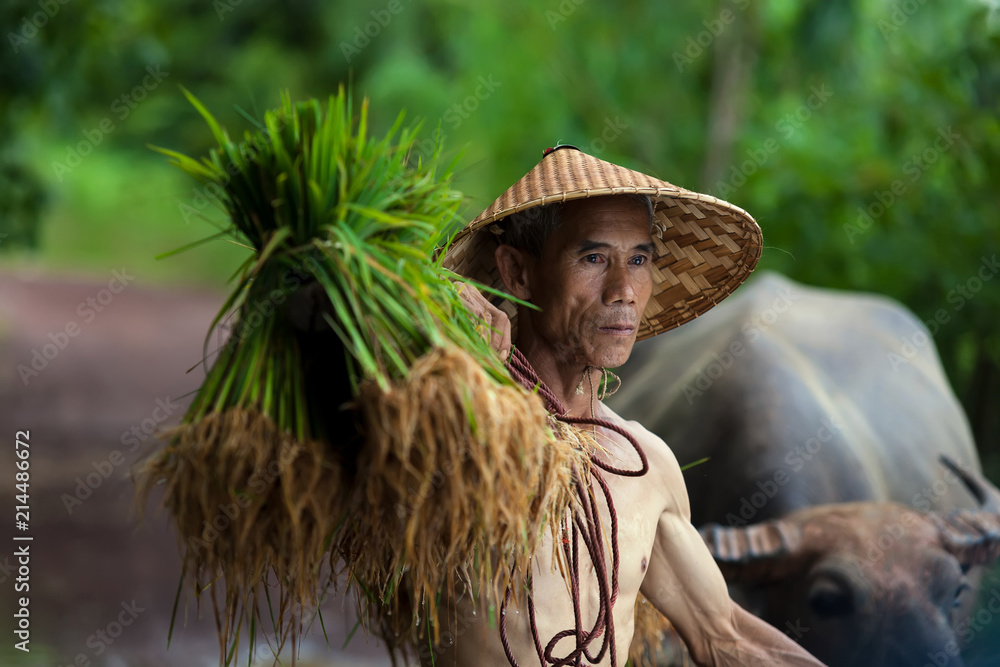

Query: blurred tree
[{"left": 696, "top": 0, "right": 1000, "bottom": 463}]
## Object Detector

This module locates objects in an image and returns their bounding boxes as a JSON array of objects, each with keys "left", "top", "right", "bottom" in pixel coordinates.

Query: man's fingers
[
  {"left": 455, "top": 281, "right": 512, "bottom": 361},
  {"left": 496, "top": 316, "right": 512, "bottom": 362},
  {"left": 483, "top": 302, "right": 512, "bottom": 361},
  {"left": 489, "top": 304, "right": 512, "bottom": 362}
]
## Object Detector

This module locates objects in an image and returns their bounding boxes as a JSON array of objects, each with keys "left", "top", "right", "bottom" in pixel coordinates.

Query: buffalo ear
[{"left": 699, "top": 520, "right": 806, "bottom": 585}]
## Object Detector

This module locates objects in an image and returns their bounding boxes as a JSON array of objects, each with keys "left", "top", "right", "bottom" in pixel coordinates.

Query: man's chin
[{"left": 589, "top": 339, "right": 637, "bottom": 370}]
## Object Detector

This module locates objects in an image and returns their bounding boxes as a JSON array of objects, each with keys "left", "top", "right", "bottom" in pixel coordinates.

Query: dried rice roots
[{"left": 137, "top": 344, "right": 595, "bottom": 657}]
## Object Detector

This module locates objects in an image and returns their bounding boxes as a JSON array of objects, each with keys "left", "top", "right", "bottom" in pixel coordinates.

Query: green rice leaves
[
  {"left": 140, "top": 88, "right": 584, "bottom": 665},
  {"left": 151, "top": 86, "right": 504, "bottom": 432}
]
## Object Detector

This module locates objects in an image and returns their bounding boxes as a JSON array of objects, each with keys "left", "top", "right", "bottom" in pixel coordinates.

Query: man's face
[{"left": 523, "top": 196, "right": 655, "bottom": 369}]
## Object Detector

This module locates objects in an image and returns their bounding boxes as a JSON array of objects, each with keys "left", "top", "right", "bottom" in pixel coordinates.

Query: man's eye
[
  {"left": 630, "top": 255, "right": 648, "bottom": 266},
  {"left": 584, "top": 254, "right": 601, "bottom": 263}
]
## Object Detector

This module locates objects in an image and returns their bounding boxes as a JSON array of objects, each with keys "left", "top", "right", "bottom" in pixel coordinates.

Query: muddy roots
[
  {"left": 350, "top": 345, "right": 593, "bottom": 646},
  {"left": 137, "top": 344, "right": 595, "bottom": 660}
]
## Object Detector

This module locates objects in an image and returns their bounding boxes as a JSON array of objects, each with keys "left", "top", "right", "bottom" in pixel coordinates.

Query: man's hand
[{"left": 457, "top": 283, "right": 512, "bottom": 362}]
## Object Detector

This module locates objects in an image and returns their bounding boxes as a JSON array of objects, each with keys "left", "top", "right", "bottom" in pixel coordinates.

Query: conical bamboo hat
[{"left": 444, "top": 145, "right": 762, "bottom": 340}]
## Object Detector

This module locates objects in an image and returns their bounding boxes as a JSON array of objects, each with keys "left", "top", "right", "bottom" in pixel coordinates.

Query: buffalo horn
[
  {"left": 934, "top": 455, "right": 1000, "bottom": 566},
  {"left": 938, "top": 454, "right": 1000, "bottom": 512},
  {"left": 699, "top": 520, "right": 803, "bottom": 583}
]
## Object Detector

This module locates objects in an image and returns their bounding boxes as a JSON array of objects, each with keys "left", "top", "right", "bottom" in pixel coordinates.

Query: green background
[{"left": 4, "top": 0, "right": 998, "bottom": 465}]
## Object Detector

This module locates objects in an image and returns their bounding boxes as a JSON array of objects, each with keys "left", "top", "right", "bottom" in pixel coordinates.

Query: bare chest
[{"left": 436, "top": 427, "right": 666, "bottom": 666}]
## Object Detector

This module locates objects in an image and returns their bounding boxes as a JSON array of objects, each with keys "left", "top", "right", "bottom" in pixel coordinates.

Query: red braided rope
[{"left": 500, "top": 348, "right": 648, "bottom": 667}]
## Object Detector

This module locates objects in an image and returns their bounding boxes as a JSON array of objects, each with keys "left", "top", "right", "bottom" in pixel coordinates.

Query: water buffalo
[{"left": 608, "top": 272, "right": 1000, "bottom": 666}]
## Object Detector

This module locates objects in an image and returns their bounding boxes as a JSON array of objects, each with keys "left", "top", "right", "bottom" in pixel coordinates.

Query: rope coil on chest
[{"left": 501, "top": 349, "right": 648, "bottom": 667}]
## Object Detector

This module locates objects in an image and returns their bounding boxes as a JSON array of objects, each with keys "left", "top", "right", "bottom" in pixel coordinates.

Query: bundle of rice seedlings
[{"left": 135, "top": 88, "right": 591, "bottom": 663}]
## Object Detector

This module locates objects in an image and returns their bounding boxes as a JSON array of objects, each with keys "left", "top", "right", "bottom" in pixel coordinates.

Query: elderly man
[{"left": 441, "top": 145, "right": 823, "bottom": 666}]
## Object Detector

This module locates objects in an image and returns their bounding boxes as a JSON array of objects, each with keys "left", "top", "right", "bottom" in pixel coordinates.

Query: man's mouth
[{"left": 597, "top": 323, "right": 636, "bottom": 336}]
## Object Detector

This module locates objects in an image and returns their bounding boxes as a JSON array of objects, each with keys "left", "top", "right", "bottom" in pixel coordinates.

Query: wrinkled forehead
[{"left": 545, "top": 197, "right": 655, "bottom": 252}]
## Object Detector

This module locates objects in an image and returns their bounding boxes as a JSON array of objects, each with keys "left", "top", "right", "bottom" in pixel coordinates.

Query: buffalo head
[{"left": 700, "top": 456, "right": 1000, "bottom": 667}]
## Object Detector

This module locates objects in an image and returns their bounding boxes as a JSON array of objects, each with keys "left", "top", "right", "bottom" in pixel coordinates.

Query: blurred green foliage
[{"left": 1, "top": 1, "right": 998, "bottom": 447}]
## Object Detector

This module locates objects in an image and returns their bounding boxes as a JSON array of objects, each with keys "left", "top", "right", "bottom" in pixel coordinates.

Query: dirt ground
[{"left": 0, "top": 271, "right": 392, "bottom": 667}]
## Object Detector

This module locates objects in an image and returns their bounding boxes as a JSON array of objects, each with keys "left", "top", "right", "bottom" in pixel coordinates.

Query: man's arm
[{"left": 638, "top": 442, "right": 824, "bottom": 666}]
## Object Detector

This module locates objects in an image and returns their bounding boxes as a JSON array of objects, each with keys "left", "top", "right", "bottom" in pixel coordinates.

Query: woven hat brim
[{"left": 443, "top": 149, "right": 762, "bottom": 341}]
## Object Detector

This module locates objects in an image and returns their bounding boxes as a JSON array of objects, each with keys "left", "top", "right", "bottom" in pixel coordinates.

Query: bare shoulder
[
  {"left": 596, "top": 402, "right": 691, "bottom": 518},
  {"left": 596, "top": 402, "right": 679, "bottom": 471}
]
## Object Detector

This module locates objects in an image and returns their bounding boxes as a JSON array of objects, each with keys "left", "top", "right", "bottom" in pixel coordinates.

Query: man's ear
[{"left": 494, "top": 244, "right": 533, "bottom": 301}]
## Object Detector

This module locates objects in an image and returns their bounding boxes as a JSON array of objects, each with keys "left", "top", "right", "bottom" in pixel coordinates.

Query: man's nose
[{"left": 603, "top": 262, "right": 636, "bottom": 304}]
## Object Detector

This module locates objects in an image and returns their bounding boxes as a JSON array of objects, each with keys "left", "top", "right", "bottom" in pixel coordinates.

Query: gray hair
[{"left": 495, "top": 194, "right": 655, "bottom": 258}]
